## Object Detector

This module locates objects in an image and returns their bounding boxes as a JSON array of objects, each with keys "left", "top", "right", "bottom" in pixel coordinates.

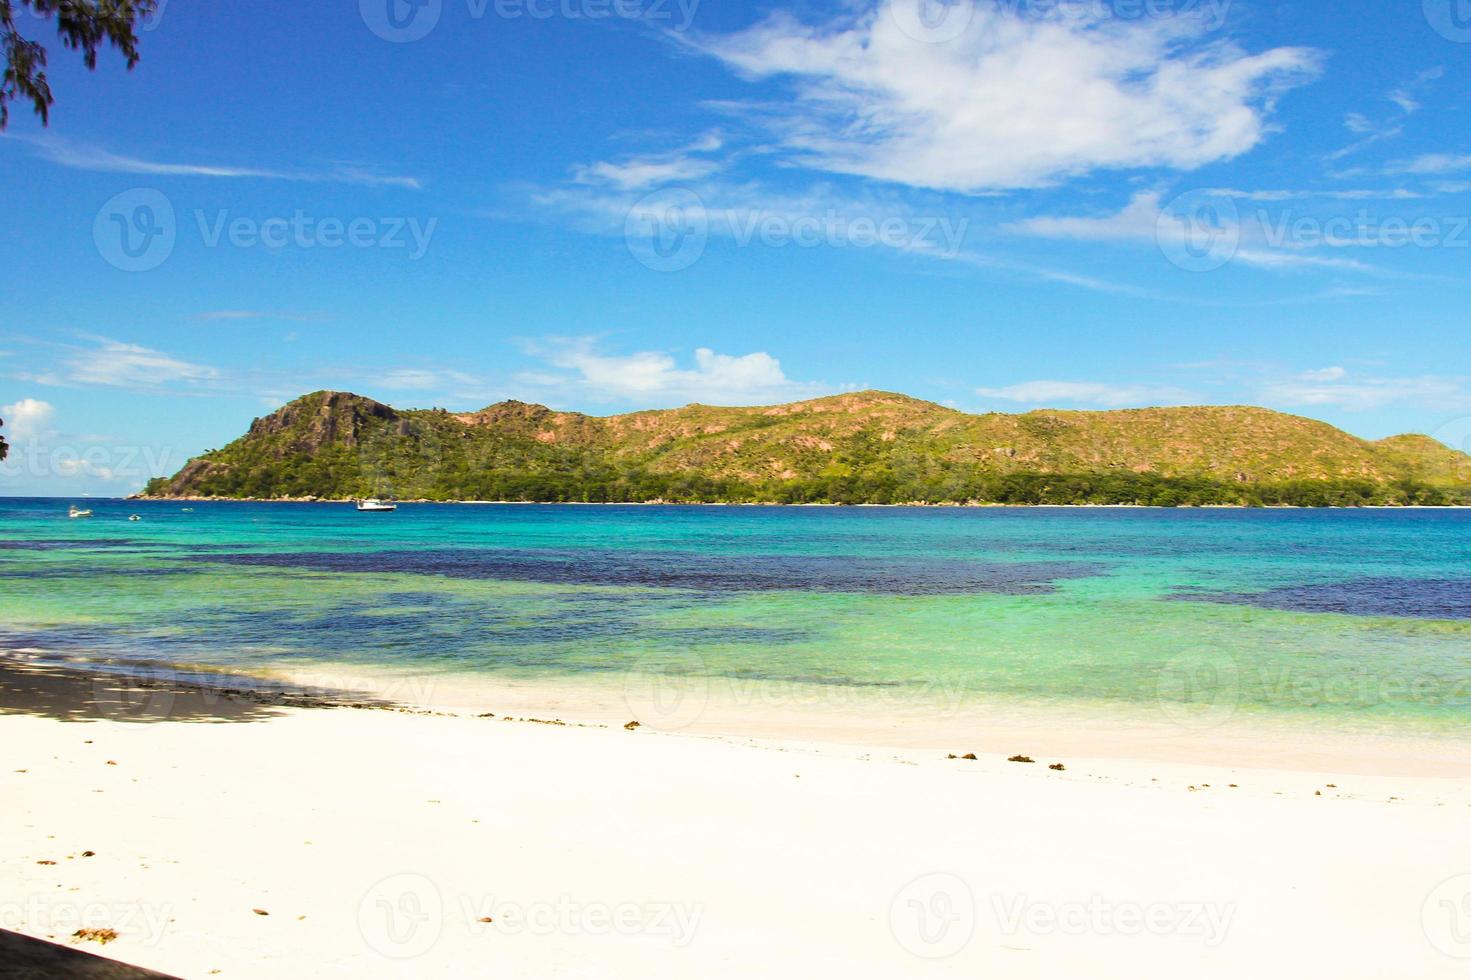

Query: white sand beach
[{"left": 4, "top": 667, "right": 1471, "bottom": 979}]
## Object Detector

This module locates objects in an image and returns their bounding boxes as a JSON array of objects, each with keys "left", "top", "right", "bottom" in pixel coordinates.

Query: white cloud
[
  {"left": 0, "top": 398, "right": 55, "bottom": 441},
  {"left": 976, "top": 380, "right": 1197, "bottom": 407},
  {"left": 518, "top": 338, "right": 837, "bottom": 405},
  {"left": 7, "top": 135, "right": 421, "bottom": 189},
  {"left": 687, "top": 0, "right": 1318, "bottom": 193}
]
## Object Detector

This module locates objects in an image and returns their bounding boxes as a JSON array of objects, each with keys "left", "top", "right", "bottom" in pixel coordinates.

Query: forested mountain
[{"left": 141, "top": 390, "right": 1471, "bottom": 506}]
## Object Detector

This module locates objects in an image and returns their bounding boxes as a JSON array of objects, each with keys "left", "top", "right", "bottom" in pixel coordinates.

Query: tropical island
[{"left": 141, "top": 389, "right": 1471, "bottom": 507}]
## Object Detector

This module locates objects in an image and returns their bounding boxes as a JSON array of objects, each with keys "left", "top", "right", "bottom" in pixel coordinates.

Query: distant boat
[
  {"left": 356, "top": 499, "right": 397, "bottom": 512},
  {"left": 181, "top": 507, "right": 194, "bottom": 513},
  {"left": 128, "top": 514, "right": 142, "bottom": 522},
  {"left": 68, "top": 506, "right": 93, "bottom": 519}
]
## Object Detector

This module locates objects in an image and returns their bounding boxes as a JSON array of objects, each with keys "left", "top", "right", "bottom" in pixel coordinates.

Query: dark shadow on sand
[
  {"left": 0, "top": 929, "right": 182, "bottom": 979},
  {"left": 0, "top": 659, "right": 395, "bottom": 724}
]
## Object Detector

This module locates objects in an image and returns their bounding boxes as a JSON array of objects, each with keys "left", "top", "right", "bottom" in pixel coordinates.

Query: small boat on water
[
  {"left": 68, "top": 506, "right": 93, "bottom": 519},
  {"left": 356, "top": 498, "right": 397, "bottom": 512},
  {"left": 128, "top": 514, "right": 142, "bottom": 522}
]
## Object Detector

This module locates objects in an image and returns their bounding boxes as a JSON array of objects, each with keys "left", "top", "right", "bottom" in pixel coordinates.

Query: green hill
[{"left": 141, "top": 390, "right": 1471, "bottom": 506}]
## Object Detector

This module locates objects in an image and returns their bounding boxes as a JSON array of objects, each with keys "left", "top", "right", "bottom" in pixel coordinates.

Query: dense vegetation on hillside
[{"left": 142, "top": 390, "right": 1471, "bottom": 507}]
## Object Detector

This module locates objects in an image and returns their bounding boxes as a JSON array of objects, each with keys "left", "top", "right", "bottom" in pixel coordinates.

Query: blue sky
[{"left": 2, "top": 0, "right": 1469, "bottom": 495}]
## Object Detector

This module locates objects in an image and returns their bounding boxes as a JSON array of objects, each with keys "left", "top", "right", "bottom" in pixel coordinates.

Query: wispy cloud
[
  {"left": 1204, "top": 187, "right": 1425, "bottom": 202},
  {"left": 379, "top": 368, "right": 485, "bottom": 391},
  {"left": 1007, "top": 192, "right": 1163, "bottom": 241},
  {"left": 1009, "top": 190, "right": 1407, "bottom": 276},
  {"left": 24, "top": 338, "right": 220, "bottom": 391},
  {"left": 538, "top": 168, "right": 1148, "bottom": 296},
  {"left": 1326, "top": 68, "right": 1443, "bottom": 163},
  {"left": 7, "top": 135, "right": 422, "bottom": 189},
  {"left": 1390, "top": 67, "right": 1445, "bottom": 114},
  {"left": 1383, "top": 153, "right": 1471, "bottom": 177},
  {"left": 1257, "top": 368, "right": 1471, "bottom": 412},
  {"left": 192, "top": 310, "right": 330, "bottom": 323},
  {"left": 572, "top": 132, "right": 726, "bottom": 191},
  {"left": 975, "top": 380, "right": 1198, "bottom": 408}
]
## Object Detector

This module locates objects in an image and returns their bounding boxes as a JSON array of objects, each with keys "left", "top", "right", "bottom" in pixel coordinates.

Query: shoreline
[
  {"left": 48, "top": 494, "right": 1471, "bottom": 510},
  {"left": 8, "top": 653, "right": 1469, "bottom": 781}
]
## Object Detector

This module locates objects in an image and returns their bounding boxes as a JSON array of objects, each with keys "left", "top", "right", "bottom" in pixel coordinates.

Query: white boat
[
  {"left": 356, "top": 498, "right": 397, "bottom": 512},
  {"left": 128, "top": 514, "right": 142, "bottom": 522},
  {"left": 68, "top": 506, "right": 93, "bottom": 519}
]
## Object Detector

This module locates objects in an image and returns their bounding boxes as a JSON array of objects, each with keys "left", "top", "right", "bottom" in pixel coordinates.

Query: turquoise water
[{"left": 3, "top": 498, "right": 1470, "bottom": 734}]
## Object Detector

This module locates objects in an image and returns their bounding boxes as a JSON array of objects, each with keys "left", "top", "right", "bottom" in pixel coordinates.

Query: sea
[{"left": 3, "top": 498, "right": 1470, "bottom": 738}]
